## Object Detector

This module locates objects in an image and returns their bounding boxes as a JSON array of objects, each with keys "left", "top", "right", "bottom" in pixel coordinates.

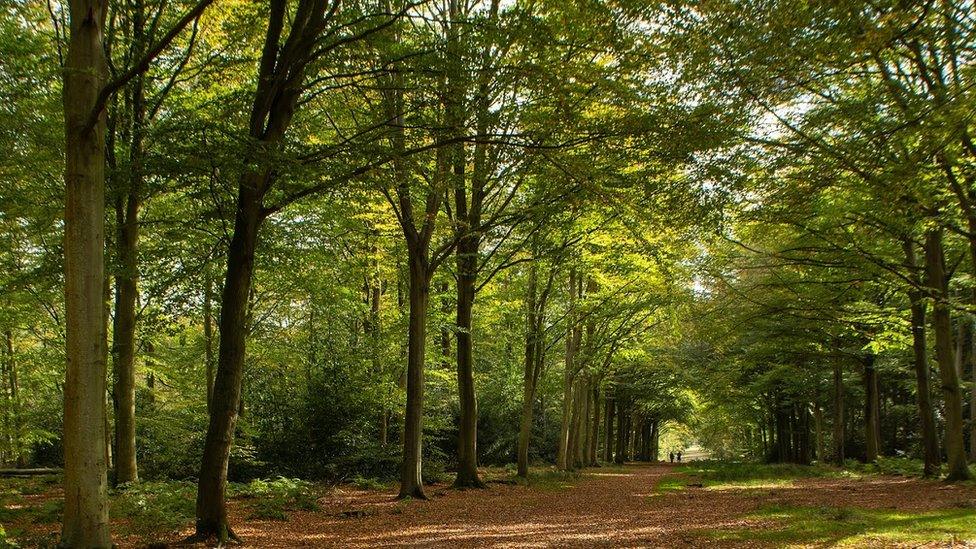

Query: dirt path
[{"left": 160, "top": 463, "right": 976, "bottom": 548}]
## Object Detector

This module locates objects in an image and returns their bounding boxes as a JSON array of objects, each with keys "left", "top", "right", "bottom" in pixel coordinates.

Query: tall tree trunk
[
  {"left": 448, "top": 0, "right": 497, "bottom": 488},
  {"left": 832, "top": 361, "right": 845, "bottom": 466},
  {"left": 367, "top": 271, "right": 385, "bottom": 445},
  {"left": 863, "top": 353, "right": 880, "bottom": 463},
  {"left": 517, "top": 261, "right": 539, "bottom": 478},
  {"left": 798, "top": 403, "right": 811, "bottom": 465},
  {"left": 588, "top": 383, "right": 600, "bottom": 466},
  {"left": 650, "top": 420, "right": 659, "bottom": 461},
  {"left": 195, "top": 188, "right": 262, "bottom": 541},
  {"left": 4, "top": 332, "right": 21, "bottom": 466},
  {"left": 453, "top": 253, "right": 482, "bottom": 487},
  {"left": 924, "top": 229, "right": 972, "bottom": 481},
  {"left": 204, "top": 273, "right": 216, "bottom": 412},
  {"left": 903, "top": 238, "right": 940, "bottom": 475},
  {"left": 813, "top": 399, "right": 823, "bottom": 462},
  {"left": 193, "top": 0, "right": 330, "bottom": 534},
  {"left": 622, "top": 412, "right": 632, "bottom": 461},
  {"left": 604, "top": 396, "right": 615, "bottom": 462},
  {"left": 1, "top": 333, "right": 11, "bottom": 465},
  {"left": 579, "top": 382, "right": 590, "bottom": 466},
  {"left": 972, "top": 332, "right": 976, "bottom": 462},
  {"left": 399, "top": 250, "right": 430, "bottom": 499},
  {"left": 566, "top": 380, "right": 581, "bottom": 470},
  {"left": 774, "top": 391, "right": 790, "bottom": 463},
  {"left": 62, "top": 0, "right": 112, "bottom": 541},
  {"left": 614, "top": 401, "right": 627, "bottom": 464},
  {"left": 111, "top": 191, "right": 140, "bottom": 486},
  {"left": 557, "top": 269, "right": 578, "bottom": 470},
  {"left": 109, "top": 0, "right": 149, "bottom": 487}
]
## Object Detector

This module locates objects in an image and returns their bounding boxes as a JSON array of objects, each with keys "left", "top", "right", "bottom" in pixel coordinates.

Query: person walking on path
[
  {"left": 669, "top": 452, "right": 674, "bottom": 463},
  {"left": 677, "top": 451, "right": 682, "bottom": 463}
]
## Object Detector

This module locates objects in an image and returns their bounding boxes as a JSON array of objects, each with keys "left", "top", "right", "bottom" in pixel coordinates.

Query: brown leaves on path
[{"left": 150, "top": 463, "right": 976, "bottom": 548}]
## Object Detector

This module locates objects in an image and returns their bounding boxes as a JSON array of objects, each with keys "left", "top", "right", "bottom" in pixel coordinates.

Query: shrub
[
  {"left": 111, "top": 481, "right": 196, "bottom": 535},
  {"left": 232, "top": 477, "right": 319, "bottom": 521}
]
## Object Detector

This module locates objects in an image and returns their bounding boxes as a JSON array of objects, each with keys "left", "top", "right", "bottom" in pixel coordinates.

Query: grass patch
[
  {"left": 676, "top": 460, "right": 836, "bottom": 490},
  {"left": 515, "top": 468, "right": 581, "bottom": 490},
  {"left": 654, "top": 475, "right": 686, "bottom": 494},
  {"left": 707, "top": 504, "right": 976, "bottom": 546}
]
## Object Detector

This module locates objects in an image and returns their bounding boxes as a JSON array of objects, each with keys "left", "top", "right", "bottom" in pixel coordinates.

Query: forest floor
[{"left": 4, "top": 461, "right": 976, "bottom": 547}]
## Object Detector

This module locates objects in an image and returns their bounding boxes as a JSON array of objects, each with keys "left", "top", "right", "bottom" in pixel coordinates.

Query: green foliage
[
  {"left": 677, "top": 461, "right": 836, "bottom": 489},
  {"left": 520, "top": 469, "right": 582, "bottom": 490},
  {"left": 231, "top": 477, "right": 320, "bottom": 521},
  {"left": 110, "top": 481, "right": 196, "bottom": 535},
  {"left": 0, "top": 526, "right": 17, "bottom": 549},
  {"left": 351, "top": 476, "right": 388, "bottom": 491},
  {"left": 843, "top": 457, "right": 945, "bottom": 478}
]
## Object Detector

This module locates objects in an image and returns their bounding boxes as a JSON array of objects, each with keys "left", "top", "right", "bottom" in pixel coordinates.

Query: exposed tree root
[
  {"left": 182, "top": 520, "right": 243, "bottom": 548},
  {"left": 396, "top": 485, "right": 429, "bottom": 500},
  {"left": 452, "top": 474, "right": 487, "bottom": 490}
]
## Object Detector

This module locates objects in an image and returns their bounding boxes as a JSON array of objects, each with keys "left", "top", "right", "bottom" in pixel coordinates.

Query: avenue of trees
[{"left": 1, "top": 0, "right": 976, "bottom": 546}]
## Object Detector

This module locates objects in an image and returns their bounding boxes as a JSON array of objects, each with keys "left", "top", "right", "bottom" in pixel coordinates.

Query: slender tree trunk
[
  {"left": 62, "top": 0, "right": 112, "bottom": 541},
  {"left": 863, "top": 353, "right": 880, "bottom": 463},
  {"left": 588, "top": 383, "right": 600, "bottom": 466},
  {"left": 557, "top": 269, "right": 578, "bottom": 470},
  {"left": 623, "top": 412, "right": 632, "bottom": 461},
  {"left": 832, "top": 361, "right": 845, "bottom": 466},
  {"left": 368, "top": 273, "right": 385, "bottom": 445},
  {"left": 453, "top": 238, "right": 482, "bottom": 487},
  {"left": 204, "top": 273, "right": 216, "bottom": 412},
  {"left": 903, "top": 238, "right": 940, "bottom": 474},
  {"left": 447, "top": 0, "right": 499, "bottom": 489},
  {"left": 111, "top": 195, "right": 140, "bottom": 486},
  {"left": 972, "top": 330, "right": 976, "bottom": 462},
  {"left": 774, "top": 391, "right": 789, "bottom": 463},
  {"left": 195, "top": 187, "right": 262, "bottom": 541},
  {"left": 109, "top": 0, "right": 149, "bottom": 487},
  {"left": 813, "top": 399, "right": 823, "bottom": 462},
  {"left": 1, "top": 334, "right": 11, "bottom": 465},
  {"left": 614, "top": 401, "right": 626, "bottom": 464},
  {"left": 399, "top": 250, "right": 430, "bottom": 499},
  {"left": 798, "top": 403, "right": 811, "bottom": 465},
  {"left": 924, "top": 229, "right": 972, "bottom": 481},
  {"left": 517, "top": 262, "right": 538, "bottom": 478},
  {"left": 4, "top": 332, "right": 20, "bottom": 466},
  {"left": 566, "top": 380, "right": 581, "bottom": 470},
  {"left": 604, "top": 396, "right": 614, "bottom": 463},
  {"left": 650, "top": 420, "right": 659, "bottom": 461}
]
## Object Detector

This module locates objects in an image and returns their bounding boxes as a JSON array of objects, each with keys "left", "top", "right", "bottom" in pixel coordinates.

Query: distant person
[
  {"left": 677, "top": 451, "right": 682, "bottom": 463},
  {"left": 669, "top": 452, "right": 674, "bottom": 463}
]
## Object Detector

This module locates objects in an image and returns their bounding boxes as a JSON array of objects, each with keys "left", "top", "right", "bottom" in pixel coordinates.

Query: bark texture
[
  {"left": 924, "top": 229, "right": 971, "bottom": 481},
  {"left": 62, "top": 0, "right": 112, "bottom": 542},
  {"left": 903, "top": 238, "right": 940, "bottom": 475}
]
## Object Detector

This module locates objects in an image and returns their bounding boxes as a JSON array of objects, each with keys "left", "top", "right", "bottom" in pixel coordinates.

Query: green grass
[
  {"left": 675, "top": 460, "right": 838, "bottom": 490},
  {"left": 653, "top": 475, "right": 686, "bottom": 494},
  {"left": 707, "top": 504, "right": 976, "bottom": 547},
  {"left": 515, "top": 468, "right": 582, "bottom": 490}
]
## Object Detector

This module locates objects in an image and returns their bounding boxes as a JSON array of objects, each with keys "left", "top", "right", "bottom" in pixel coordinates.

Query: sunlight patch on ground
[
  {"left": 704, "top": 479, "right": 795, "bottom": 491},
  {"left": 703, "top": 505, "right": 976, "bottom": 547},
  {"left": 589, "top": 472, "right": 636, "bottom": 478}
]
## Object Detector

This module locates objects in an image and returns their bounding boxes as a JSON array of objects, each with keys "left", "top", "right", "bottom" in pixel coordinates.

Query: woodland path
[{"left": 162, "top": 463, "right": 976, "bottom": 548}]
